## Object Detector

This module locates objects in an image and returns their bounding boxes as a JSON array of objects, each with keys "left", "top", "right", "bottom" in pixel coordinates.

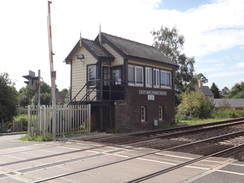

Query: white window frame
[
  {"left": 128, "top": 65, "right": 135, "bottom": 85},
  {"left": 153, "top": 68, "right": 160, "bottom": 88},
  {"left": 128, "top": 65, "right": 144, "bottom": 86},
  {"left": 145, "top": 67, "right": 152, "bottom": 87},
  {"left": 135, "top": 66, "right": 144, "bottom": 86},
  {"left": 160, "top": 70, "right": 172, "bottom": 88},
  {"left": 141, "top": 106, "right": 146, "bottom": 122},
  {"left": 87, "top": 64, "right": 97, "bottom": 87}
]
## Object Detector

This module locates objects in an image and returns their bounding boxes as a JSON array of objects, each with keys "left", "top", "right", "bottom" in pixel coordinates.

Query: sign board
[
  {"left": 51, "top": 71, "right": 56, "bottom": 80},
  {"left": 139, "top": 90, "right": 167, "bottom": 96},
  {"left": 148, "top": 95, "right": 155, "bottom": 100}
]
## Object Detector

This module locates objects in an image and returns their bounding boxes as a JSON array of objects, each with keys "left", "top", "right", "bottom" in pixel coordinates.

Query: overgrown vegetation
[
  {"left": 212, "top": 108, "right": 244, "bottom": 119},
  {"left": 176, "top": 91, "right": 213, "bottom": 120},
  {"left": 21, "top": 134, "right": 53, "bottom": 141}
]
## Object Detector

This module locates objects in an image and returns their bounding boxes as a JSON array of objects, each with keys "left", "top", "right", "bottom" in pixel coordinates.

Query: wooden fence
[{"left": 28, "top": 104, "right": 91, "bottom": 139}]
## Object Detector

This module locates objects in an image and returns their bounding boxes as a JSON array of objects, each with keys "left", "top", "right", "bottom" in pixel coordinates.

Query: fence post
[
  {"left": 88, "top": 104, "right": 91, "bottom": 133},
  {"left": 28, "top": 105, "right": 31, "bottom": 136}
]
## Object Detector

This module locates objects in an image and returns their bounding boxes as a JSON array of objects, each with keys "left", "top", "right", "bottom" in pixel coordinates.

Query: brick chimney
[{"left": 198, "top": 79, "right": 203, "bottom": 89}]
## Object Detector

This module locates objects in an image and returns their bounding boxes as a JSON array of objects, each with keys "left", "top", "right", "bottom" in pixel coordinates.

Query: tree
[
  {"left": 227, "top": 82, "right": 244, "bottom": 98},
  {"left": 19, "top": 81, "right": 52, "bottom": 106},
  {"left": 151, "top": 26, "right": 195, "bottom": 94},
  {"left": 211, "top": 82, "right": 221, "bottom": 98},
  {"left": 0, "top": 73, "right": 19, "bottom": 122},
  {"left": 221, "top": 87, "right": 229, "bottom": 98},
  {"left": 177, "top": 91, "right": 213, "bottom": 119}
]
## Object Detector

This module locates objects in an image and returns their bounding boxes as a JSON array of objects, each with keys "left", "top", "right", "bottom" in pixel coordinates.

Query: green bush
[
  {"left": 177, "top": 91, "right": 213, "bottom": 120},
  {"left": 21, "top": 134, "right": 53, "bottom": 141},
  {"left": 212, "top": 108, "right": 244, "bottom": 119}
]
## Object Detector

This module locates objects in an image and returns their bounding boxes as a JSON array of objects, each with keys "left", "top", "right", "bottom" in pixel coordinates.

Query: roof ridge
[{"left": 101, "top": 32, "right": 154, "bottom": 48}]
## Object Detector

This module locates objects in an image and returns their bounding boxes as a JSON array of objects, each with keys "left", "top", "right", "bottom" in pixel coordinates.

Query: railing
[
  {"left": 27, "top": 104, "right": 91, "bottom": 139},
  {"left": 69, "top": 79, "right": 125, "bottom": 105}
]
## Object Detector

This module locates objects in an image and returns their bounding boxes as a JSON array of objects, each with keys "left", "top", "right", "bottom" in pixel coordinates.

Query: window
[
  {"left": 128, "top": 65, "right": 144, "bottom": 86},
  {"left": 141, "top": 106, "right": 146, "bottom": 122},
  {"left": 160, "top": 70, "right": 171, "bottom": 88},
  {"left": 136, "top": 66, "right": 143, "bottom": 85},
  {"left": 146, "top": 67, "right": 152, "bottom": 87},
  {"left": 103, "top": 67, "right": 110, "bottom": 86},
  {"left": 112, "top": 67, "right": 122, "bottom": 85},
  {"left": 159, "top": 106, "right": 164, "bottom": 121},
  {"left": 88, "top": 65, "right": 97, "bottom": 87},
  {"left": 128, "top": 66, "right": 135, "bottom": 84},
  {"left": 153, "top": 69, "right": 160, "bottom": 88}
]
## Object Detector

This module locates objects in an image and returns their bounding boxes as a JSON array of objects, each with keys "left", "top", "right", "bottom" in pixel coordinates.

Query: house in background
[
  {"left": 64, "top": 32, "right": 178, "bottom": 132},
  {"left": 195, "top": 79, "right": 214, "bottom": 104},
  {"left": 214, "top": 99, "right": 244, "bottom": 110}
]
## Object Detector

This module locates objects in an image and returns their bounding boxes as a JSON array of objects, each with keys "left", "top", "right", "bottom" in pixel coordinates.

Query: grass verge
[
  {"left": 177, "top": 118, "right": 232, "bottom": 125},
  {"left": 20, "top": 134, "right": 53, "bottom": 141}
]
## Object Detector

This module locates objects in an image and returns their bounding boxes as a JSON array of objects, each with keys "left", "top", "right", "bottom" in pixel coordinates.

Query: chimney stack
[{"left": 198, "top": 79, "right": 203, "bottom": 89}]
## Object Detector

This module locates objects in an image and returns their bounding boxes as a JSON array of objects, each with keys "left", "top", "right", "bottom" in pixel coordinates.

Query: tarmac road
[{"left": 0, "top": 133, "right": 44, "bottom": 149}]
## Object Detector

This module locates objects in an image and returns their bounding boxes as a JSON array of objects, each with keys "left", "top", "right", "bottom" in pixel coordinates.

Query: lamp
[{"left": 76, "top": 54, "right": 85, "bottom": 60}]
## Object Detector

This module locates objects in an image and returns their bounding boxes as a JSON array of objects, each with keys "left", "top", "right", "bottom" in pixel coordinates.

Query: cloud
[
  {"left": 236, "top": 62, "right": 244, "bottom": 68},
  {"left": 207, "top": 70, "right": 244, "bottom": 77},
  {"left": 170, "top": 0, "right": 244, "bottom": 57}
]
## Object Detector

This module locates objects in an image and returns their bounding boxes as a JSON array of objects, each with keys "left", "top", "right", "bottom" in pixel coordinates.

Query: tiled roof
[
  {"left": 101, "top": 33, "right": 176, "bottom": 66},
  {"left": 82, "top": 39, "right": 114, "bottom": 58},
  {"left": 201, "top": 86, "right": 214, "bottom": 96},
  {"left": 64, "top": 38, "right": 114, "bottom": 63},
  {"left": 214, "top": 99, "right": 244, "bottom": 108}
]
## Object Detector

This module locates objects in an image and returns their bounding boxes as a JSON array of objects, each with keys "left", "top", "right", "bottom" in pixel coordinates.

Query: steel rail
[
  {"left": 28, "top": 130, "right": 244, "bottom": 183},
  {"left": 89, "top": 118, "right": 244, "bottom": 144},
  {"left": 1, "top": 119, "right": 242, "bottom": 166},
  {"left": 0, "top": 119, "right": 243, "bottom": 168},
  {"left": 116, "top": 120, "right": 244, "bottom": 145},
  {"left": 126, "top": 143, "right": 244, "bottom": 183}
]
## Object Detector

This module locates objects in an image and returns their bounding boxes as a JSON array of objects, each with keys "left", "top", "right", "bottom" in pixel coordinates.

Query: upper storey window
[
  {"left": 160, "top": 70, "right": 171, "bottom": 88},
  {"left": 128, "top": 64, "right": 172, "bottom": 89},
  {"left": 128, "top": 65, "right": 144, "bottom": 86},
  {"left": 87, "top": 64, "right": 97, "bottom": 87}
]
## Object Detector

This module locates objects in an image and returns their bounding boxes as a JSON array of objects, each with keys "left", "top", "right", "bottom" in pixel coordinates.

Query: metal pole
[
  {"left": 36, "top": 70, "right": 41, "bottom": 134},
  {"left": 47, "top": 1, "right": 56, "bottom": 139}
]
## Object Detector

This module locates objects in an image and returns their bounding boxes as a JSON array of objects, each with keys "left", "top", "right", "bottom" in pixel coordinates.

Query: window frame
[
  {"left": 87, "top": 64, "right": 97, "bottom": 88},
  {"left": 112, "top": 66, "right": 123, "bottom": 85},
  {"left": 145, "top": 67, "right": 152, "bottom": 87},
  {"left": 128, "top": 65, "right": 144, "bottom": 86},
  {"left": 160, "top": 70, "right": 172, "bottom": 88},
  {"left": 153, "top": 68, "right": 160, "bottom": 88}
]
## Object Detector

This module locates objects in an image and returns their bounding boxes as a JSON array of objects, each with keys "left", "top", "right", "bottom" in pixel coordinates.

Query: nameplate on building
[
  {"left": 148, "top": 95, "right": 155, "bottom": 100},
  {"left": 139, "top": 90, "right": 167, "bottom": 96}
]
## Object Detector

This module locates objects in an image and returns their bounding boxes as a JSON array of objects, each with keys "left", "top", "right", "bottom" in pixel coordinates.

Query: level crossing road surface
[{"left": 0, "top": 134, "right": 243, "bottom": 183}]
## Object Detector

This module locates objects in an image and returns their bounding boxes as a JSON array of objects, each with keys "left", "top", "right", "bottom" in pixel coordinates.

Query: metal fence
[{"left": 28, "top": 104, "right": 91, "bottom": 139}]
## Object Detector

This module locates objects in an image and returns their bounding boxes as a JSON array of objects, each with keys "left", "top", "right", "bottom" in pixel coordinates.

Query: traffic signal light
[{"left": 23, "top": 70, "right": 38, "bottom": 90}]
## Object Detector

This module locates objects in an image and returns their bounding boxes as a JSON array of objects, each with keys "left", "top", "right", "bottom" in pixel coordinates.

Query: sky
[{"left": 0, "top": 0, "right": 244, "bottom": 91}]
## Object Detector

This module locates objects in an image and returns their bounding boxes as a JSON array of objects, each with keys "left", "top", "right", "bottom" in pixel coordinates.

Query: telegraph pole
[{"left": 47, "top": 1, "right": 56, "bottom": 139}]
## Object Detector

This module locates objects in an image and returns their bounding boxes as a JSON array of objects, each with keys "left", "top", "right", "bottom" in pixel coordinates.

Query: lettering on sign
[
  {"left": 139, "top": 90, "right": 167, "bottom": 96},
  {"left": 148, "top": 95, "right": 155, "bottom": 100}
]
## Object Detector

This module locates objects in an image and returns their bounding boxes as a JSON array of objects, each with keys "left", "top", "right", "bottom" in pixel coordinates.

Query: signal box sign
[{"left": 139, "top": 90, "right": 167, "bottom": 96}]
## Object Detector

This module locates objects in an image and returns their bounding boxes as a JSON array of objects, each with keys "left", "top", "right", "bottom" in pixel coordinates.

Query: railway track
[
  {"left": 1, "top": 125, "right": 243, "bottom": 182},
  {"left": 29, "top": 130, "right": 244, "bottom": 182},
  {"left": 87, "top": 118, "right": 244, "bottom": 145}
]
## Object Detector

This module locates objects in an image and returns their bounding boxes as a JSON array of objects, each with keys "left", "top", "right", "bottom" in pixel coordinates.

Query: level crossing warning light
[{"left": 22, "top": 70, "right": 38, "bottom": 90}]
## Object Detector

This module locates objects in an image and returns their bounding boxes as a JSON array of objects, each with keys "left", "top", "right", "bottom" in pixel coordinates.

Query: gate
[{"left": 28, "top": 104, "right": 91, "bottom": 139}]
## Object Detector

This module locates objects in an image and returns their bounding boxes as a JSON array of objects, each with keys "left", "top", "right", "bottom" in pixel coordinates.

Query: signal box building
[{"left": 64, "top": 32, "right": 177, "bottom": 132}]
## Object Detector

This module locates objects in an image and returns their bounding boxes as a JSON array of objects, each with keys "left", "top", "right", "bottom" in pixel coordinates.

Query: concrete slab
[
  {"left": 1, "top": 135, "right": 243, "bottom": 183},
  {"left": 192, "top": 171, "right": 244, "bottom": 183},
  {"left": 0, "top": 177, "right": 24, "bottom": 183}
]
